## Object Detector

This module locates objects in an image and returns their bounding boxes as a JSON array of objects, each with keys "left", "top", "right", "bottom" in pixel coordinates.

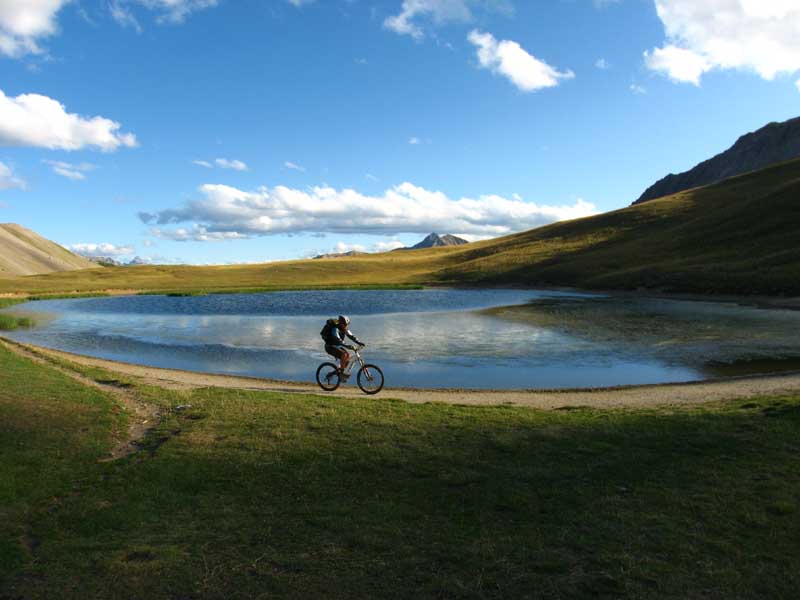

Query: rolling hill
[
  {"left": 0, "top": 224, "right": 97, "bottom": 277},
  {"left": 1, "top": 158, "right": 798, "bottom": 296}
]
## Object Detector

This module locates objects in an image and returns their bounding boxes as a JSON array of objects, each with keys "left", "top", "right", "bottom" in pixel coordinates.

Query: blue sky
[{"left": 1, "top": 0, "right": 799, "bottom": 264}]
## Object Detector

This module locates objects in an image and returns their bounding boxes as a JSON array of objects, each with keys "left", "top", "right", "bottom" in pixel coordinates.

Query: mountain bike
[{"left": 316, "top": 346, "right": 384, "bottom": 395}]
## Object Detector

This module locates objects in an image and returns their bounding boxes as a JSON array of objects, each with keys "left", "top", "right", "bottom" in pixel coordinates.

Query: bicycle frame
[{"left": 340, "top": 348, "right": 366, "bottom": 375}]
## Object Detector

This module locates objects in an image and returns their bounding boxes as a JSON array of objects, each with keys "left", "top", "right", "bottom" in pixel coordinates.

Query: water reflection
[{"left": 3, "top": 290, "right": 800, "bottom": 389}]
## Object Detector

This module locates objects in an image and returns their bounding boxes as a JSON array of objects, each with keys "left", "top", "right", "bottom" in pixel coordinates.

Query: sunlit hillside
[{"left": 1, "top": 158, "right": 798, "bottom": 297}]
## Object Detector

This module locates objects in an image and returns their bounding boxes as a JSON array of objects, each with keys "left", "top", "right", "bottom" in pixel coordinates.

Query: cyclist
[{"left": 320, "top": 315, "right": 364, "bottom": 377}]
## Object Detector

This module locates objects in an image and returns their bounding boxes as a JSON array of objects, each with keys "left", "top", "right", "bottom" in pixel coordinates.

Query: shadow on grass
[{"left": 7, "top": 388, "right": 800, "bottom": 599}]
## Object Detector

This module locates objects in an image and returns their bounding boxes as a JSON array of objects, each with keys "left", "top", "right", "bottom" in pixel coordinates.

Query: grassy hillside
[
  {"left": 0, "top": 224, "right": 96, "bottom": 278},
  {"left": 3, "top": 343, "right": 800, "bottom": 598},
  {"left": 1, "top": 158, "right": 798, "bottom": 296}
]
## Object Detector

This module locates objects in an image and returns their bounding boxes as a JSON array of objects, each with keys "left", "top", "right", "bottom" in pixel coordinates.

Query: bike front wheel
[
  {"left": 357, "top": 364, "right": 384, "bottom": 395},
  {"left": 316, "top": 362, "right": 341, "bottom": 391}
]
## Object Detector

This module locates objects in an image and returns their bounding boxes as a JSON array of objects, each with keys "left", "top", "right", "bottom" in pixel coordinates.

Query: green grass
[
  {"left": 0, "top": 314, "right": 33, "bottom": 330},
  {"left": 2, "top": 159, "right": 800, "bottom": 297},
  {"left": 2, "top": 344, "right": 800, "bottom": 598}
]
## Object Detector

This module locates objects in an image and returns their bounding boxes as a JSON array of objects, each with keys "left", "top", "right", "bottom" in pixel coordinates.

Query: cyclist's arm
[{"left": 345, "top": 329, "right": 364, "bottom": 346}]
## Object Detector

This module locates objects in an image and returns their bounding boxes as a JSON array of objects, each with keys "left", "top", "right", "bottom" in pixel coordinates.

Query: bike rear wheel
[
  {"left": 316, "top": 362, "right": 341, "bottom": 391},
  {"left": 357, "top": 364, "right": 384, "bottom": 395}
]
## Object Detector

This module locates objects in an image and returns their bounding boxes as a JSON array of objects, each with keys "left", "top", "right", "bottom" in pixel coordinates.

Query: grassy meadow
[
  {"left": 2, "top": 342, "right": 800, "bottom": 598},
  {"left": 1, "top": 158, "right": 800, "bottom": 298}
]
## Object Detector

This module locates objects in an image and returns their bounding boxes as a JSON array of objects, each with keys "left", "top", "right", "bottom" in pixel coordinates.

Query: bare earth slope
[{"left": 0, "top": 223, "right": 96, "bottom": 277}]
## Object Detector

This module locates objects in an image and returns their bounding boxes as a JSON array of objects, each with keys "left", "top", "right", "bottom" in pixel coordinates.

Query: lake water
[{"left": 4, "top": 289, "right": 800, "bottom": 389}]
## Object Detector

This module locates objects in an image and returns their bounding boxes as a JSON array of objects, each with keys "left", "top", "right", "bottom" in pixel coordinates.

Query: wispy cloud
[
  {"left": 408, "top": 137, "right": 420, "bottom": 145},
  {"left": 43, "top": 160, "right": 96, "bottom": 181},
  {"left": 70, "top": 243, "right": 135, "bottom": 257},
  {"left": 595, "top": 58, "right": 610, "bottom": 70},
  {"left": 0, "top": 89, "right": 137, "bottom": 152},
  {"left": 0, "top": 161, "right": 25, "bottom": 190},
  {"left": 284, "top": 161, "right": 306, "bottom": 172},
  {"left": 110, "top": 0, "right": 219, "bottom": 26},
  {"left": 468, "top": 30, "right": 574, "bottom": 92},
  {"left": 193, "top": 158, "right": 248, "bottom": 171},
  {"left": 630, "top": 83, "right": 647, "bottom": 95},
  {"left": 215, "top": 158, "right": 248, "bottom": 171},
  {"left": 384, "top": 0, "right": 512, "bottom": 40},
  {"left": 138, "top": 181, "right": 597, "bottom": 241}
]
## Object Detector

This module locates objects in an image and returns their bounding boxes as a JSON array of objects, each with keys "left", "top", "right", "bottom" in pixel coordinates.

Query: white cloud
[
  {"left": 0, "top": 161, "right": 25, "bottom": 190},
  {"left": 372, "top": 239, "right": 406, "bottom": 252},
  {"left": 408, "top": 137, "right": 420, "bottom": 145},
  {"left": 284, "top": 161, "right": 305, "bottom": 172},
  {"left": 645, "top": 0, "right": 800, "bottom": 85},
  {"left": 0, "top": 0, "right": 69, "bottom": 57},
  {"left": 194, "top": 158, "right": 247, "bottom": 170},
  {"left": 109, "top": 1, "right": 142, "bottom": 31},
  {"left": 287, "top": 0, "right": 315, "bottom": 6},
  {"left": 43, "top": 160, "right": 95, "bottom": 181},
  {"left": 595, "top": 58, "right": 610, "bottom": 70},
  {"left": 384, "top": 0, "right": 511, "bottom": 39},
  {"left": 644, "top": 45, "right": 710, "bottom": 85},
  {"left": 630, "top": 83, "right": 647, "bottom": 95},
  {"left": 468, "top": 30, "right": 574, "bottom": 92},
  {"left": 0, "top": 89, "right": 137, "bottom": 152},
  {"left": 215, "top": 158, "right": 248, "bottom": 171},
  {"left": 70, "top": 243, "right": 135, "bottom": 257},
  {"left": 138, "top": 181, "right": 598, "bottom": 241},
  {"left": 111, "top": 0, "right": 219, "bottom": 25},
  {"left": 365, "top": 173, "right": 379, "bottom": 182}
]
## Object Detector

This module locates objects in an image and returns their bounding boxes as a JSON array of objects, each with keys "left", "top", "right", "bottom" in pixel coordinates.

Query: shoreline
[
  {"left": 5, "top": 338, "right": 800, "bottom": 410},
  {"left": 2, "top": 283, "right": 800, "bottom": 311}
]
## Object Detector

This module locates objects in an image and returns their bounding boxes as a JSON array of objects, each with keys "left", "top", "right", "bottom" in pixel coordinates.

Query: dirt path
[
  {"left": 7, "top": 340, "right": 800, "bottom": 409},
  {"left": 1, "top": 339, "right": 160, "bottom": 460}
]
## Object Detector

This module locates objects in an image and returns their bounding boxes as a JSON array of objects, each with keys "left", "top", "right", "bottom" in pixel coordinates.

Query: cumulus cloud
[
  {"left": 138, "top": 181, "right": 598, "bottom": 241},
  {"left": 645, "top": 0, "right": 800, "bottom": 85},
  {"left": 644, "top": 45, "right": 710, "bottom": 85},
  {"left": 0, "top": 0, "right": 69, "bottom": 57},
  {"left": 0, "top": 89, "right": 137, "bottom": 151},
  {"left": 468, "top": 30, "right": 574, "bottom": 92},
  {"left": 70, "top": 243, "right": 135, "bottom": 257},
  {"left": 0, "top": 161, "right": 25, "bottom": 190},
  {"left": 43, "top": 160, "right": 95, "bottom": 181},
  {"left": 384, "top": 0, "right": 511, "bottom": 39}
]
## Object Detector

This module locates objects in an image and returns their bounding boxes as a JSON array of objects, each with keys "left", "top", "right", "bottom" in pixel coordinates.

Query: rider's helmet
[{"left": 338, "top": 315, "right": 350, "bottom": 327}]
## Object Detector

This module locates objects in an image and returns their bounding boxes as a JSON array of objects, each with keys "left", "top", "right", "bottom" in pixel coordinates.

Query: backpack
[{"left": 320, "top": 318, "right": 337, "bottom": 343}]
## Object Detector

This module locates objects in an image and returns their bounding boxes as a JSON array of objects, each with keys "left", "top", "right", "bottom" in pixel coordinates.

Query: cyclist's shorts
[{"left": 325, "top": 344, "right": 346, "bottom": 358}]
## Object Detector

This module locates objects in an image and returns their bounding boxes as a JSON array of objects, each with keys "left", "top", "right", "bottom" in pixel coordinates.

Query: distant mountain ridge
[
  {"left": 0, "top": 223, "right": 96, "bottom": 277},
  {"left": 634, "top": 116, "right": 800, "bottom": 205},
  {"left": 406, "top": 233, "right": 469, "bottom": 250},
  {"left": 314, "top": 233, "right": 469, "bottom": 258}
]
